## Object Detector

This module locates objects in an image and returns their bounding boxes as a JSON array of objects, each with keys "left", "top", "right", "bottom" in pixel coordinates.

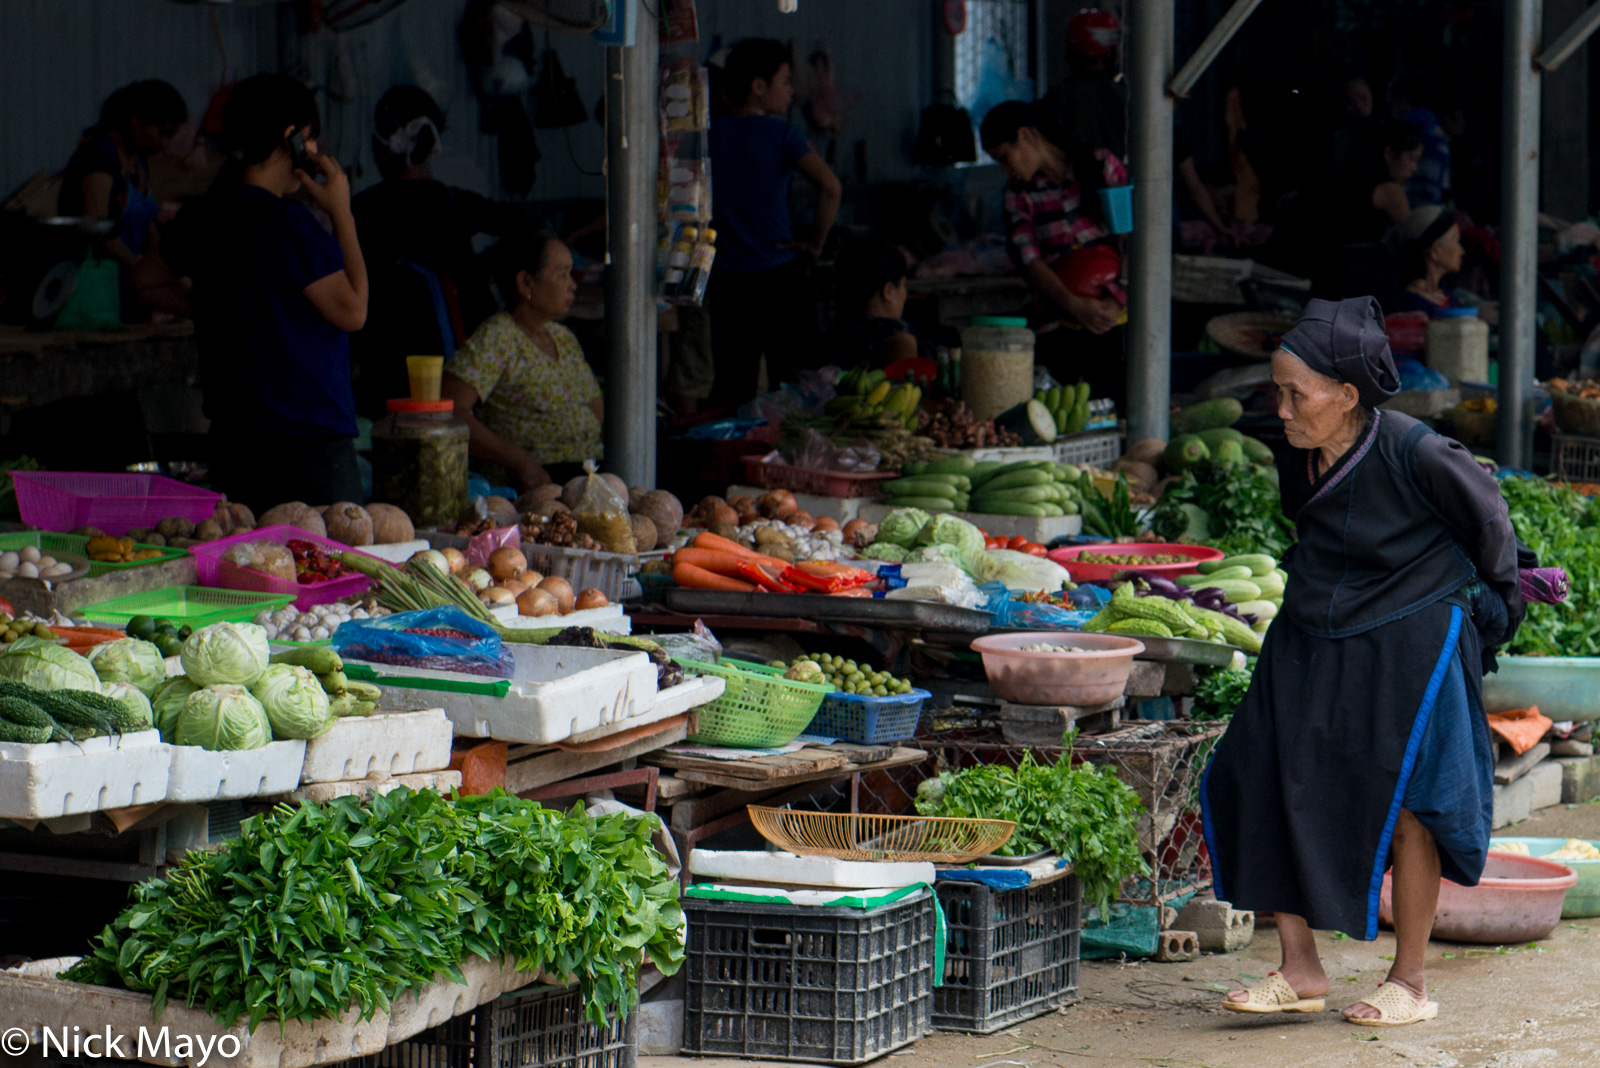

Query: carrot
[
  {"left": 683, "top": 538, "right": 791, "bottom": 571},
  {"left": 829, "top": 588, "right": 874, "bottom": 598},
  {"left": 793, "top": 560, "right": 873, "bottom": 581},
  {"left": 673, "top": 560, "right": 757, "bottom": 592},
  {"left": 671, "top": 547, "right": 761, "bottom": 577}
]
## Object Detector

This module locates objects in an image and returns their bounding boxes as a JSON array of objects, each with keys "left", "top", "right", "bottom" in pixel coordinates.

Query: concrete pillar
[
  {"left": 1126, "top": 0, "right": 1175, "bottom": 442},
  {"left": 1499, "top": 0, "right": 1542, "bottom": 470}
]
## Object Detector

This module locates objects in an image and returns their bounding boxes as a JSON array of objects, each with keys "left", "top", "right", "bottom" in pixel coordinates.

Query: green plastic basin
[
  {"left": 1490, "top": 836, "right": 1600, "bottom": 918},
  {"left": 1482, "top": 657, "right": 1600, "bottom": 719}
]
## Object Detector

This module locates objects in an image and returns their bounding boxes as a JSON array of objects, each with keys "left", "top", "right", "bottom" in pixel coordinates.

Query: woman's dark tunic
[{"left": 1201, "top": 410, "right": 1519, "bottom": 937}]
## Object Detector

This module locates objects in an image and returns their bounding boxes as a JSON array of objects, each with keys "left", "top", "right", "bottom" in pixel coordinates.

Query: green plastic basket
[
  {"left": 0, "top": 531, "right": 189, "bottom": 578},
  {"left": 677, "top": 657, "right": 832, "bottom": 748},
  {"left": 81, "top": 586, "right": 295, "bottom": 627}
]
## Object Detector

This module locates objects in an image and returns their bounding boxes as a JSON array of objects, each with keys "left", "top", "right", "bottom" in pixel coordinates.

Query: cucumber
[
  {"left": 925, "top": 455, "right": 976, "bottom": 475},
  {"left": 968, "top": 461, "right": 1004, "bottom": 483},
  {"left": 1178, "top": 567, "right": 1253, "bottom": 586},
  {"left": 974, "top": 460, "right": 1049, "bottom": 486},
  {"left": 1053, "top": 463, "right": 1082, "bottom": 484},
  {"left": 1208, "top": 565, "right": 1256, "bottom": 582},
  {"left": 272, "top": 646, "right": 344, "bottom": 674},
  {"left": 978, "top": 468, "right": 1056, "bottom": 493},
  {"left": 317, "top": 670, "right": 351, "bottom": 695},
  {"left": 1058, "top": 499, "right": 1079, "bottom": 516},
  {"left": 969, "top": 501, "right": 1050, "bottom": 517},
  {"left": 1191, "top": 578, "right": 1263, "bottom": 602},
  {"left": 1216, "top": 553, "right": 1278, "bottom": 576},
  {"left": 1234, "top": 600, "right": 1279, "bottom": 621},
  {"left": 883, "top": 477, "right": 966, "bottom": 497},
  {"left": 1253, "top": 571, "right": 1285, "bottom": 598},
  {"left": 1038, "top": 502, "right": 1065, "bottom": 516},
  {"left": 972, "top": 484, "right": 1062, "bottom": 505},
  {"left": 881, "top": 496, "right": 956, "bottom": 510},
  {"left": 902, "top": 461, "right": 928, "bottom": 477}
]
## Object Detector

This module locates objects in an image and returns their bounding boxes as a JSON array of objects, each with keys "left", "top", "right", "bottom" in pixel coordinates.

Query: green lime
[
  {"left": 155, "top": 634, "right": 183, "bottom": 658},
  {"left": 178, "top": 625, "right": 193, "bottom": 640},
  {"left": 127, "top": 615, "right": 157, "bottom": 641}
]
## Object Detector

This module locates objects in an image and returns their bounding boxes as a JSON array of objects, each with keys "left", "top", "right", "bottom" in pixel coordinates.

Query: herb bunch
[
  {"left": 1501, "top": 476, "right": 1600, "bottom": 656},
  {"left": 914, "top": 735, "right": 1147, "bottom": 914},
  {"left": 1193, "top": 659, "right": 1255, "bottom": 721},
  {"left": 62, "top": 788, "right": 683, "bottom": 1031},
  {"left": 1152, "top": 465, "right": 1295, "bottom": 558}
]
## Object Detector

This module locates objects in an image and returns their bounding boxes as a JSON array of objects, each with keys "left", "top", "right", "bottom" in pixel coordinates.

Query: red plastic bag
[{"left": 1487, "top": 706, "right": 1554, "bottom": 756}]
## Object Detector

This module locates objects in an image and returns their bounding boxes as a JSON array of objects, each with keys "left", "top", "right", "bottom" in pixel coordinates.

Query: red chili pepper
[{"left": 738, "top": 560, "right": 802, "bottom": 593}]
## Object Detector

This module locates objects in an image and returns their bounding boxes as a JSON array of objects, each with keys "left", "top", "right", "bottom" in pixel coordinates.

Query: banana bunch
[{"left": 827, "top": 372, "right": 922, "bottom": 431}]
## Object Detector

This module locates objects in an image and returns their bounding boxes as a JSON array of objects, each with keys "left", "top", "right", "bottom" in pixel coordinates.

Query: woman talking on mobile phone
[{"left": 135, "top": 73, "right": 369, "bottom": 512}]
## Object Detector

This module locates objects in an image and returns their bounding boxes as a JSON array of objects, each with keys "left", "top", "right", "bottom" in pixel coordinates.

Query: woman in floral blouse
[{"left": 442, "top": 231, "right": 602, "bottom": 489}]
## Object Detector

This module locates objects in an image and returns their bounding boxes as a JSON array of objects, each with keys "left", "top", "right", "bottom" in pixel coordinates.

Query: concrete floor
[{"left": 647, "top": 798, "right": 1600, "bottom": 1068}]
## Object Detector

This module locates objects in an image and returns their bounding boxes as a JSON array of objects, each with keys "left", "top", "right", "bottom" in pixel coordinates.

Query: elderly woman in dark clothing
[{"left": 1202, "top": 297, "right": 1522, "bottom": 1026}]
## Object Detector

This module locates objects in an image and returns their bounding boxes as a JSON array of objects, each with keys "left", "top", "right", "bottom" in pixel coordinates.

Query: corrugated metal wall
[{"left": 4, "top": 0, "right": 936, "bottom": 207}]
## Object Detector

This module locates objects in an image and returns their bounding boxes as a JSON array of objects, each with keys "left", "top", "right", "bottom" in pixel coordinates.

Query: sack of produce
[
  {"left": 221, "top": 540, "right": 297, "bottom": 584},
  {"left": 330, "top": 606, "right": 515, "bottom": 677},
  {"left": 572, "top": 461, "right": 638, "bottom": 555}
]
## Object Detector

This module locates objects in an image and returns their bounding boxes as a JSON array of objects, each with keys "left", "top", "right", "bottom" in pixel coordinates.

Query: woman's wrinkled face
[
  {"left": 518, "top": 240, "right": 577, "bottom": 319},
  {"left": 1429, "top": 224, "right": 1464, "bottom": 275},
  {"left": 1272, "top": 349, "right": 1361, "bottom": 451}
]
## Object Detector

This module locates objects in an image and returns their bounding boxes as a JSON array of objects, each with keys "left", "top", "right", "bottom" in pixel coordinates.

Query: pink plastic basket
[
  {"left": 12, "top": 471, "right": 223, "bottom": 536},
  {"left": 189, "top": 524, "right": 391, "bottom": 610}
]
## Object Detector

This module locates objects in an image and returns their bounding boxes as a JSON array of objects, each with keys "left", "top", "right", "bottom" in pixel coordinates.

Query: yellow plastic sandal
[
  {"left": 1343, "top": 981, "right": 1439, "bottom": 1026},
  {"left": 1220, "top": 971, "right": 1327, "bottom": 1014}
]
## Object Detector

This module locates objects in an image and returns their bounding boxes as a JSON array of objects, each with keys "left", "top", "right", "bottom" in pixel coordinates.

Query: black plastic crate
[
  {"left": 338, "top": 982, "right": 636, "bottom": 1068},
  {"left": 934, "top": 873, "right": 1081, "bottom": 1033},
  {"left": 682, "top": 890, "right": 936, "bottom": 1064}
]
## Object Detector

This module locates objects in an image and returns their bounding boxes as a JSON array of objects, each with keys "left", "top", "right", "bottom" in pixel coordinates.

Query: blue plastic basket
[
  {"left": 1097, "top": 185, "right": 1135, "bottom": 234},
  {"left": 808, "top": 688, "right": 930, "bottom": 745}
]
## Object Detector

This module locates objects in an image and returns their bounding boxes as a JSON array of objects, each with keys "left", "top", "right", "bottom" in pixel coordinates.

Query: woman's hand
[
  {"left": 1062, "top": 292, "right": 1122, "bottom": 335},
  {"left": 515, "top": 457, "right": 553, "bottom": 491},
  {"left": 296, "top": 153, "right": 353, "bottom": 221}
]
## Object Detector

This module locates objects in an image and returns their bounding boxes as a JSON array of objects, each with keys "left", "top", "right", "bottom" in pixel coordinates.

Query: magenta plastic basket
[
  {"left": 12, "top": 471, "right": 222, "bottom": 536},
  {"left": 188, "top": 524, "right": 391, "bottom": 610}
]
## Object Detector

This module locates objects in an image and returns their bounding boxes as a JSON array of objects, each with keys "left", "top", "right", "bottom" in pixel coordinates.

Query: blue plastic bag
[
  {"left": 979, "top": 580, "right": 1106, "bottom": 630},
  {"left": 331, "top": 606, "right": 516, "bottom": 678}
]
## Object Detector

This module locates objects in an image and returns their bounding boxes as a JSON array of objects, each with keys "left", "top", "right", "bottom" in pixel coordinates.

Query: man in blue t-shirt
[
  {"left": 706, "top": 39, "right": 841, "bottom": 408},
  {"left": 137, "top": 74, "right": 370, "bottom": 512}
]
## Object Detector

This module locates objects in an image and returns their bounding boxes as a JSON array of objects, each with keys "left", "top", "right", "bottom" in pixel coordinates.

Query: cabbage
[
  {"left": 249, "top": 664, "right": 332, "bottom": 740},
  {"left": 908, "top": 542, "right": 975, "bottom": 571},
  {"left": 88, "top": 638, "right": 168, "bottom": 697},
  {"left": 860, "top": 542, "right": 910, "bottom": 562},
  {"left": 152, "top": 677, "right": 201, "bottom": 742},
  {"left": 180, "top": 623, "right": 271, "bottom": 687},
  {"left": 916, "top": 514, "right": 986, "bottom": 559},
  {"left": 978, "top": 548, "right": 1072, "bottom": 592},
  {"left": 175, "top": 685, "right": 272, "bottom": 751},
  {"left": 875, "top": 508, "right": 931, "bottom": 549},
  {"left": 0, "top": 638, "right": 100, "bottom": 693},
  {"left": 100, "top": 682, "right": 154, "bottom": 731}
]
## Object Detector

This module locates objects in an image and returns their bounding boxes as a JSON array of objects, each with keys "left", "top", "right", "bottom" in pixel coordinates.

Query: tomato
[
  {"left": 0, "top": 598, "right": 12, "bottom": 616},
  {"left": 1023, "top": 544, "right": 1048, "bottom": 557},
  {"left": 1007, "top": 535, "right": 1029, "bottom": 550},
  {"left": 985, "top": 536, "right": 1005, "bottom": 550}
]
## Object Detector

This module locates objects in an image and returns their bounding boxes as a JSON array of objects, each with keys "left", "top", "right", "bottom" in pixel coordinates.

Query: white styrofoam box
[
  {"left": 857, "top": 501, "right": 1083, "bottom": 542},
  {"left": 723, "top": 486, "right": 874, "bottom": 522},
  {"left": 282, "top": 769, "right": 462, "bottom": 804},
  {"left": 165, "top": 739, "right": 307, "bottom": 802},
  {"left": 491, "top": 601, "right": 632, "bottom": 634},
  {"left": 356, "top": 643, "right": 658, "bottom": 745},
  {"left": 688, "top": 849, "right": 937, "bottom": 889},
  {"left": 300, "top": 709, "right": 454, "bottom": 784},
  {"left": 565, "top": 673, "right": 725, "bottom": 745},
  {"left": 361, "top": 539, "right": 430, "bottom": 564},
  {"left": 0, "top": 730, "right": 171, "bottom": 820},
  {"left": 936, "top": 445, "right": 1056, "bottom": 463}
]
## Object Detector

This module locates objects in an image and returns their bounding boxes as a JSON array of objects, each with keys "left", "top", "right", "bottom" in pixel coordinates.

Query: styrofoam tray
[
  {"left": 857, "top": 501, "right": 1083, "bottom": 542},
  {"left": 688, "top": 848, "right": 936, "bottom": 889},
  {"left": 565, "top": 673, "right": 725, "bottom": 745},
  {"left": 361, "top": 539, "right": 430, "bottom": 564},
  {"left": 0, "top": 730, "right": 170, "bottom": 820},
  {"left": 300, "top": 709, "right": 454, "bottom": 783},
  {"left": 166, "top": 739, "right": 307, "bottom": 802},
  {"left": 722, "top": 486, "right": 876, "bottom": 522},
  {"left": 936, "top": 445, "right": 1056, "bottom": 463},
  {"left": 354, "top": 644, "right": 659, "bottom": 745},
  {"left": 492, "top": 601, "right": 632, "bottom": 634}
]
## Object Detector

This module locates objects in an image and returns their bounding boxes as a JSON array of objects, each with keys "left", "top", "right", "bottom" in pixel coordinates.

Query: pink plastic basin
[
  {"left": 1046, "top": 542, "right": 1224, "bottom": 582},
  {"left": 970, "top": 631, "right": 1144, "bottom": 706},
  {"left": 1379, "top": 851, "right": 1578, "bottom": 944}
]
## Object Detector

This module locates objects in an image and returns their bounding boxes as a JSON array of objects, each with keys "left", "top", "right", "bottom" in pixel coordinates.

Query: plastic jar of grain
[{"left": 960, "top": 316, "right": 1035, "bottom": 421}]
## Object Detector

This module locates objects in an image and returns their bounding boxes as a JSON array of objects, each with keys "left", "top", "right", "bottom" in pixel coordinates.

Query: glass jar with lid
[{"left": 370, "top": 399, "right": 469, "bottom": 527}]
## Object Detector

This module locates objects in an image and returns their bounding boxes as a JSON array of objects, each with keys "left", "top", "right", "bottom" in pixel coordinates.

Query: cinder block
[
  {"left": 1154, "top": 930, "right": 1199, "bottom": 962},
  {"left": 1161, "top": 662, "right": 1199, "bottom": 697},
  {"left": 1174, "top": 898, "right": 1255, "bottom": 953},
  {"left": 1124, "top": 660, "right": 1166, "bottom": 698},
  {"left": 1558, "top": 755, "right": 1600, "bottom": 803},
  {"left": 1530, "top": 760, "right": 1564, "bottom": 810},
  {"left": 1551, "top": 739, "right": 1595, "bottom": 758},
  {"left": 999, "top": 698, "right": 1123, "bottom": 746},
  {"left": 1493, "top": 760, "right": 1566, "bottom": 828}
]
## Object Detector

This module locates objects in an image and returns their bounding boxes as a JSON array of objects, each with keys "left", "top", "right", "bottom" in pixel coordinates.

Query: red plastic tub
[
  {"left": 13, "top": 471, "right": 222, "bottom": 536},
  {"left": 1047, "top": 542, "right": 1224, "bottom": 582},
  {"left": 189, "top": 524, "right": 392, "bottom": 610},
  {"left": 970, "top": 631, "right": 1145, "bottom": 706},
  {"left": 1379, "top": 851, "right": 1577, "bottom": 943}
]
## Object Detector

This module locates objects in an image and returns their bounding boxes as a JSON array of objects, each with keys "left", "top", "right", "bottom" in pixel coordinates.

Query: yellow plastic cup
[{"left": 406, "top": 356, "right": 444, "bottom": 402}]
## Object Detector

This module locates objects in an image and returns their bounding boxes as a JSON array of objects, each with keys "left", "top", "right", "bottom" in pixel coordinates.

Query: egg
[
  {"left": 37, "top": 555, "right": 56, "bottom": 568},
  {"left": 17, "top": 562, "right": 38, "bottom": 578},
  {"left": 0, "top": 552, "right": 17, "bottom": 570},
  {"left": 19, "top": 546, "right": 40, "bottom": 564}
]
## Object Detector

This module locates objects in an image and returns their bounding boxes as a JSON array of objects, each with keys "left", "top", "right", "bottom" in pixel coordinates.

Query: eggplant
[{"left": 994, "top": 400, "right": 1059, "bottom": 445}]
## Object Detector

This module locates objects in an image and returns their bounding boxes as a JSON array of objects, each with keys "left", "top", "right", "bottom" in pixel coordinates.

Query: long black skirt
[{"left": 1200, "top": 601, "right": 1494, "bottom": 938}]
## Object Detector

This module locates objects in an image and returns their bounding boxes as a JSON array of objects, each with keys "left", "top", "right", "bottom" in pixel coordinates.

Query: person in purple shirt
[{"left": 706, "top": 39, "right": 841, "bottom": 407}]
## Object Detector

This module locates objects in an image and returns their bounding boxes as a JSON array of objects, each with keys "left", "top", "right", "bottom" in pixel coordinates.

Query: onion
[
  {"left": 538, "top": 576, "right": 576, "bottom": 613},
  {"left": 481, "top": 587, "right": 516, "bottom": 606},
  {"left": 502, "top": 576, "right": 529, "bottom": 596},
  {"left": 812, "top": 516, "right": 840, "bottom": 532},
  {"left": 488, "top": 546, "right": 527, "bottom": 581},
  {"left": 410, "top": 548, "right": 450, "bottom": 573},
  {"left": 440, "top": 547, "right": 468, "bottom": 576},
  {"left": 466, "top": 567, "right": 493, "bottom": 592},
  {"left": 788, "top": 510, "right": 816, "bottom": 531},
  {"left": 574, "top": 588, "right": 609, "bottom": 611},
  {"left": 517, "top": 588, "right": 560, "bottom": 617},
  {"left": 757, "top": 489, "right": 798, "bottom": 520}
]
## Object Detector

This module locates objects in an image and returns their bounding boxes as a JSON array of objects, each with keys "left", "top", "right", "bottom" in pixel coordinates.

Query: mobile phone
[{"left": 287, "top": 130, "right": 317, "bottom": 174}]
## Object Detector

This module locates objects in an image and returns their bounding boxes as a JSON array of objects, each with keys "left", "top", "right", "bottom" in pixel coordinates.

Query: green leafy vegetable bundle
[
  {"left": 62, "top": 788, "right": 683, "bottom": 1031},
  {"left": 1193, "top": 660, "right": 1255, "bottom": 721},
  {"left": 1501, "top": 476, "right": 1600, "bottom": 656},
  {"left": 914, "top": 740, "right": 1147, "bottom": 914},
  {"left": 1152, "top": 465, "right": 1295, "bottom": 559}
]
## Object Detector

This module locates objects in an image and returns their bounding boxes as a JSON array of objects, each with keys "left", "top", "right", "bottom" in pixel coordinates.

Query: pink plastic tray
[
  {"left": 189, "top": 524, "right": 391, "bottom": 610},
  {"left": 13, "top": 471, "right": 222, "bottom": 536}
]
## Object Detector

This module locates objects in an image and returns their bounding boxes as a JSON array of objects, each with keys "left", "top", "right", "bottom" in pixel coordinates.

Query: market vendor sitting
[
  {"left": 1398, "top": 205, "right": 1465, "bottom": 316},
  {"left": 828, "top": 238, "right": 919, "bottom": 370},
  {"left": 440, "top": 230, "right": 602, "bottom": 491}
]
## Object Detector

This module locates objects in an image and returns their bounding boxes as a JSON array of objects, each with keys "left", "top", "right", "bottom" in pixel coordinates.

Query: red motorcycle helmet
[
  {"left": 1067, "top": 9, "right": 1121, "bottom": 59},
  {"left": 1053, "top": 245, "right": 1125, "bottom": 304}
]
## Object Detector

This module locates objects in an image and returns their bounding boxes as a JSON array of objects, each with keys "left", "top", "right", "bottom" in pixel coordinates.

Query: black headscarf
[{"left": 1278, "top": 296, "right": 1400, "bottom": 407}]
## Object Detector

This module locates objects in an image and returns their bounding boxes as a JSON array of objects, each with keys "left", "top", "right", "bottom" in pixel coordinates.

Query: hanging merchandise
[
  {"left": 677, "top": 227, "right": 718, "bottom": 306},
  {"left": 913, "top": 100, "right": 977, "bottom": 166},
  {"left": 657, "top": 54, "right": 713, "bottom": 300},
  {"left": 661, "top": 0, "right": 699, "bottom": 43},
  {"left": 534, "top": 47, "right": 589, "bottom": 126}
]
